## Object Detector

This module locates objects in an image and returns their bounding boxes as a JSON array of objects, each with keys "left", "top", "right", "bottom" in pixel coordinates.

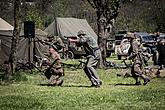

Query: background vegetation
[{"left": 0, "top": 0, "right": 165, "bottom": 32}]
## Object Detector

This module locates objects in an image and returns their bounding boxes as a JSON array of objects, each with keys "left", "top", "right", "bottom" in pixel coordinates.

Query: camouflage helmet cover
[
  {"left": 77, "top": 30, "right": 86, "bottom": 36},
  {"left": 125, "top": 32, "right": 135, "bottom": 39}
]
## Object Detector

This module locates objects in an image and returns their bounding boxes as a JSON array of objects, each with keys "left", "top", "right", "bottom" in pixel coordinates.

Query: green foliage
[
  {"left": 26, "top": 9, "right": 44, "bottom": 29},
  {"left": 12, "top": 72, "right": 28, "bottom": 82},
  {"left": 0, "top": 58, "right": 165, "bottom": 109},
  {"left": 116, "top": 16, "right": 155, "bottom": 32}
]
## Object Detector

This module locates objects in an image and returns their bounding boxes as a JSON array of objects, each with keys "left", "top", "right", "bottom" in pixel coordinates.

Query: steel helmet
[{"left": 77, "top": 30, "right": 86, "bottom": 36}]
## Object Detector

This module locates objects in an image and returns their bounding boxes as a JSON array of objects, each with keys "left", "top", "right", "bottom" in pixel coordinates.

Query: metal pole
[{"left": 28, "top": 37, "right": 31, "bottom": 63}]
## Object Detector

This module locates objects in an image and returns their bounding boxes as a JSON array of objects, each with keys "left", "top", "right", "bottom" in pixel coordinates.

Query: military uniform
[
  {"left": 77, "top": 30, "right": 102, "bottom": 87},
  {"left": 157, "top": 40, "right": 165, "bottom": 67},
  {"left": 45, "top": 47, "right": 64, "bottom": 86},
  {"left": 128, "top": 33, "right": 150, "bottom": 85}
]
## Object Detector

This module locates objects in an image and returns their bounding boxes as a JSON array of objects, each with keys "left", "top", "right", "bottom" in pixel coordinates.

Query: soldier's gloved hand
[{"left": 126, "top": 56, "right": 131, "bottom": 60}]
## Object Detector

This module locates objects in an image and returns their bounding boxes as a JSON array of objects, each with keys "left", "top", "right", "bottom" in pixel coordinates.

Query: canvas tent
[
  {"left": 44, "top": 17, "right": 98, "bottom": 41},
  {"left": 0, "top": 18, "right": 13, "bottom": 64},
  {"left": 18, "top": 28, "right": 49, "bottom": 63},
  {"left": 0, "top": 17, "right": 49, "bottom": 64}
]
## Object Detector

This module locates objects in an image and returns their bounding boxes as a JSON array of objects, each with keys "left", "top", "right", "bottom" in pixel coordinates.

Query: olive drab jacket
[
  {"left": 78, "top": 35, "right": 101, "bottom": 59},
  {"left": 129, "top": 39, "right": 144, "bottom": 65}
]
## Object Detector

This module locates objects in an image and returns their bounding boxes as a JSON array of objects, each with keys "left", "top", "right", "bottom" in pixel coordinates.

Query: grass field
[{"left": 0, "top": 59, "right": 165, "bottom": 110}]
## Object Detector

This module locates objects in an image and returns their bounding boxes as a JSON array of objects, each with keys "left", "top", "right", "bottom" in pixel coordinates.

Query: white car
[{"left": 115, "top": 38, "right": 131, "bottom": 60}]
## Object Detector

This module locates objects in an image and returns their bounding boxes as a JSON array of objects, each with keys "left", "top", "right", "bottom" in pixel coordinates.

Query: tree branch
[{"left": 86, "top": 0, "right": 96, "bottom": 9}]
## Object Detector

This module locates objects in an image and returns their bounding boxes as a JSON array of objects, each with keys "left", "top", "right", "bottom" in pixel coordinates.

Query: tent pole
[{"left": 28, "top": 37, "right": 31, "bottom": 63}]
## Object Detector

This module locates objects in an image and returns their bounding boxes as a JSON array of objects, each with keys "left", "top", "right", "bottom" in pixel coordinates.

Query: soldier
[
  {"left": 157, "top": 38, "right": 165, "bottom": 69},
  {"left": 71, "top": 30, "right": 102, "bottom": 87},
  {"left": 44, "top": 45, "right": 64, "bottom": 86},
  {"left": 47, "top": 35, "right": 65, "bottom": 51},
  {"left": 127, "top": 32, "right": 150, "bottom": 85}
]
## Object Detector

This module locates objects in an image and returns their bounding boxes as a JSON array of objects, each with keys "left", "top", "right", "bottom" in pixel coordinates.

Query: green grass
[{"left": 0, "top": 60, "right": 165, "bottom": 110}]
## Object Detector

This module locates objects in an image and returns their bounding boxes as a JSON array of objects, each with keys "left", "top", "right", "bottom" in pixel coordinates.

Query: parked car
[
  {"left": 115, "top": 37, "right": 131, "bottom": 60},
  {"left": 153, "top": 33, "right": 165, "bottom": 65},
  {"left": 158, "top": 33, "right": 165, "bottom": 41},
  {"left": 115, "top": 30, "right": 127, "bottom": 45},
  {"left": 116, "top": 32, "right": 157, "bottom": 60},
  {"left": 114, "top": 30, "right": 127, "bottom": 59},
  {"left": 106, "top": 38, "right": 115, "bottom": 57}
]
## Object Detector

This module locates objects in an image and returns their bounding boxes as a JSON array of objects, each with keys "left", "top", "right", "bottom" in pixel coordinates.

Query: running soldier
[
  {"left": 127, "top": 32, "right": 150, "bottom": 85},
  {"left": 71, "top": 30, "right": 102, "bottom": 87}
]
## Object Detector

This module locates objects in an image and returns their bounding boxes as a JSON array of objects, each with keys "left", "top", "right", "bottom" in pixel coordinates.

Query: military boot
[
  {"left": 56, "top": 79, "right": 63, "bottom": 86},
  {"left": 135, "top": 81, "right": 142, "bottom": 85},
  {"left": 142, "top": 75, "right": 150, "bottom": 85},
  {"left": 135, "top": 77, "right": 141, "bottom": 85},
  {"left": 48, "top": 75, "right": 57, "bottom": 86}
]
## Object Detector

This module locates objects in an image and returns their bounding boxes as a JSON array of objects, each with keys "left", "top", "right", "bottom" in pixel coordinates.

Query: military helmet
[
  {"left": 77, "top": 30, "right": 86, "bottom": 36},
  {"left": 125, "top": 32, "right": 135, "bottom": 39}
]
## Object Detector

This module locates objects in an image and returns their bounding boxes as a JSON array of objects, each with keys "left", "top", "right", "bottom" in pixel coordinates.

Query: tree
[
  {"left": 8, "top": 0, "right": 21, "bottom": 75},
  {"left": 150, "top": 0, "right": 165, "bottom": 32},
  {"left": 85, "top": 0, "right": 120, "bottom": 66}
]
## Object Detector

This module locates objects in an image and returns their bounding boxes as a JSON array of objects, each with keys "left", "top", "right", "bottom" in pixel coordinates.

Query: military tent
[
  {"left": 0, "top": 17, "right": 48, "bottom": 64},
  {"left": 0, "top": 17, "right": 13, "bottom": 64},
  {"left": 44, "top": 17, "right": 98, "bottom": 41}
]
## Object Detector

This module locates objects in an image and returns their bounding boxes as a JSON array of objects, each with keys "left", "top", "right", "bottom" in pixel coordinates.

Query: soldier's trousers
[
  {"left": 84, "top": 56, "right": 101, "bottom": 86},
  {"left": 48, "top": 68, "right": 64, "bottom": 86},
  {"left": 49, "top": 75, "right": 63, "bottom": 86},
  {"left": 131, "top": 63, "right": 146, "bottom": 82}
]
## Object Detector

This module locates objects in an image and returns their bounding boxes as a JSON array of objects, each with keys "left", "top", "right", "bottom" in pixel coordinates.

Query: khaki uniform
[{"left": 77, "top": 33, "right": 102, "bottom": 87}]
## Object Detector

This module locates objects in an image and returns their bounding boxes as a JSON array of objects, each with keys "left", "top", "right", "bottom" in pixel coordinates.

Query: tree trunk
[
  {"left": 97, "top": 13, "right": 109, "bottom": 67},
  {"left": 97, "top": 14, "right": 114, "bottom": 67},
  {"left": 9, "top": 0, "right": 21, "bottom": 74}
]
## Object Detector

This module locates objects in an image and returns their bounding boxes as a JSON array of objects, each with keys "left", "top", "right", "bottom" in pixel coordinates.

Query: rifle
[
  {"left": 44, "top": 59, "right": 58, "bottom": 79},
  {"left": 137, "top": 50, "right": 145, "bottom": 73}
]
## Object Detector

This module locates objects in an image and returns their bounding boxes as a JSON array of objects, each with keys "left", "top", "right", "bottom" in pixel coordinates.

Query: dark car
[
  {"left": 158, "top": 33, "right": 165, "bottom": 41},
  {"left": 106, "top": 39, "right": 115, "bottom": 57},
  {"left": 154, "top": 33, "right": 165, "bottom": 65},
  {"left": 115, "top": 30, "right": 127, "bottom": 45}
]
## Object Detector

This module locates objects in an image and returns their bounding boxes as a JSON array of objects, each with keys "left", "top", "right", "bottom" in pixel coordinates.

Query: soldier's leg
[
  {"left": 55, "top": 68, "right": 64, "bottom": 86},
  {"left": 56, "top": 76, "right": 64, "bottom": 86},
  {"left": 84, "top": 56, "right": 101, "bottom": 86},
  {"left": 131, "top": 64, "right": 141, "bottom": 85},
  {"left": 134, "top": 64, "right": 150, "bottom": 85},
  {"left": 49, "top": 68, "right": 64, "bottom": 86},
  {"left": 48, "top": 75, "right": 59, "bottom": 86}
]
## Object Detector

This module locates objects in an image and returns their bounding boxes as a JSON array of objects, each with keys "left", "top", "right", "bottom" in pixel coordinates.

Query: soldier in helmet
[
  {"left": 70, "top": 30, "right": 102, "bottom": 87},
  {"left": 127, "top": 32, "right": 151, "bottom": 85},
  {"left": 44, "top": 45, "right": 64, "bottom": 86}
]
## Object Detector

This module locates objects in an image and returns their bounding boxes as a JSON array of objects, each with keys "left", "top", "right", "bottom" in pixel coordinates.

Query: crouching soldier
[{"left": 44, "top": 45, "right": 64, "bottom": 86}]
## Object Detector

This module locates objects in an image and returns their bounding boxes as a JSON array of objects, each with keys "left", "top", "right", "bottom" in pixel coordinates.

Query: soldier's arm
[
  {"left": 132, "top": 42, "right": 139, "bottom": 54},
  {"left": 128, "top": 42, "right": 138, "bottom": 59}
]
